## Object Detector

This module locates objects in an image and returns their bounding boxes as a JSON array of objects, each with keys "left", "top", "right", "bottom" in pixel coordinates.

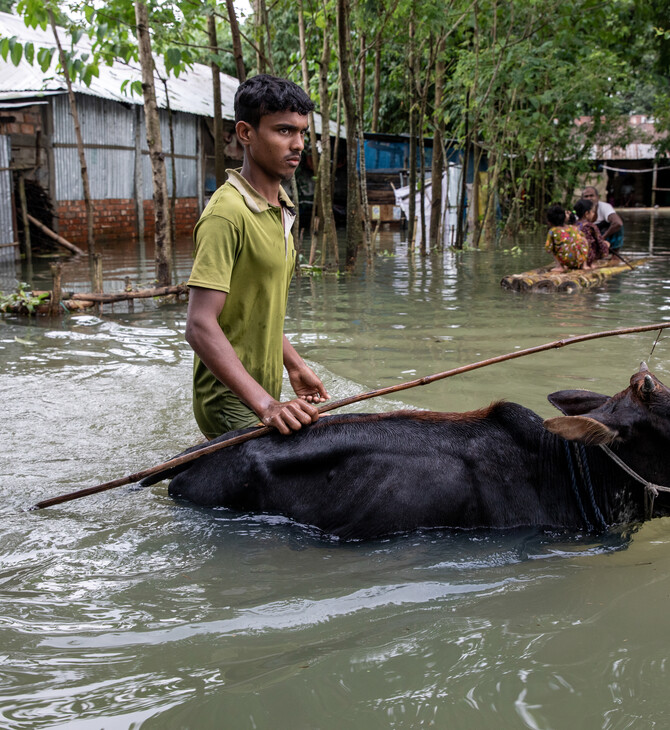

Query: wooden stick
[
  {"left": 69, "top": 285, "right": 188, "bottom": 303},
  {"left": 30, "top": 321, "right": 670, "bottom": 510},
  {"left": 27, "top": 214, "right": 86, "bottom": 256},
  {"left": 18, "top": 174, "right": 32, "bottom": 269},
  {"left": 610, "top": 249, "right": 635, "bottom": 271},
  {"left": 31, "top": 285, "right": 188, "bottom": 305}
]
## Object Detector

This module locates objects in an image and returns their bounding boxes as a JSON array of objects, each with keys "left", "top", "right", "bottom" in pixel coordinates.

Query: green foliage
[
  {"left": 4, "top": 0, "right": 670, "bottom": 229},
  {"left": 0, "top": 283, "right": 50, "bottom": 315}
]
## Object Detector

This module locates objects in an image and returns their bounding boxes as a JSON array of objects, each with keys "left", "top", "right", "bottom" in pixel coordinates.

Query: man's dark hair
[
  {"left": 546, "top": 203, "right": 566, "bottom": 227},
  {"left": 234, "top": 74, "right": 315, "bottom": 127},
  {"left": 574, "top": 198, "right": 594, "bottom": 219}
]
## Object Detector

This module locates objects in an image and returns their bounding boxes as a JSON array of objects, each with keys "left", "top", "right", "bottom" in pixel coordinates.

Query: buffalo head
[{"left": 543, "top": 363, "right": 670, "bottom": 446}]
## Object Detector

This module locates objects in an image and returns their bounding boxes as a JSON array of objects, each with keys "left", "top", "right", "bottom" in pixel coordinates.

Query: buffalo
[{"left": 144, "top": 364, "right": 670, "bottom": 539}]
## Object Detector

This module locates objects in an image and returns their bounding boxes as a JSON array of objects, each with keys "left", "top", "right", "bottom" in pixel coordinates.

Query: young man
[
  {"left": 185, "top": 75, "right": 329, "bottom": 439},
  {"left": 582, "top": 186, "right": 624, "bottom": 251}
]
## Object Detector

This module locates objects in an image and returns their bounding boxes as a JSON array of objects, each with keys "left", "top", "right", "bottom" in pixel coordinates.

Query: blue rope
[
  {"left": 563, "top": 440, "right": 592, "bottom": 530},
  {"left": 578, "top": 443, "right": 607, "bottom": 530}
]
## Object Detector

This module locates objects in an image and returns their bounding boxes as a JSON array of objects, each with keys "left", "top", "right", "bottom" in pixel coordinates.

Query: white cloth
[
  {"left": 596, "top": 201, "right": 616, "bottom": 225},
  {"left": 393, "top": 164, "right": 462, "bottom": 247}
]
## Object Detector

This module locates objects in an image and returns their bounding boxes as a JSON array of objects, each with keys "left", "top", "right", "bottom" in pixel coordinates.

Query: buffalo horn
[
  {"left": 643, "top": 374, "right": 655, "bottom": 394},
  {"left": 639, "top": 361, "right": 649, "bottom": 372}
]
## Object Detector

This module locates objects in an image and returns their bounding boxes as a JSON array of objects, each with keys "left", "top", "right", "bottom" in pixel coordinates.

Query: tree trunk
[
  {"left": 358, "top": 33, "right": 366, "bottom": 127},
  {"left": 455, "top": 89, "right": 470, "bottom": 250},
  {"left": 354, "top": 83, "right": 372, "bottom": 262},
  {"left": 297, "top": 0, "right": 321, "bottom": 263},
  {"left": 407, "top": 17, "right": 416, "bottom": 249},
  {"left": 48, "top": 10, "right": 95, "bottom": 254},
  {"left": 254, "top": 0, "right": 272, "bottom": 74},
  {"left": 318, "top": 10, "right": 338, "bottom": 267},
  {"left": 429, "top": 38, "right": 445, "bottom": 249},
  {"left": 418, "top": 112, "right": 426, "bottom": 255},
  {"left": 225, "top": 0, "right": 246, "bottom": 81},
  {"left": 372, "top": 31, "right": 381, "bottom": 133},
  {"left": 337, "top": 0, "right": 362, "bottom": 266},
  {"left": 332, "top": 82, "right": 341, "bottom": 195},
  {"left": 208, "top": 13, "right": 226, "bottom": 188},
  {"left": 135, "top": 0, "right": 172, "bottom": 286}
]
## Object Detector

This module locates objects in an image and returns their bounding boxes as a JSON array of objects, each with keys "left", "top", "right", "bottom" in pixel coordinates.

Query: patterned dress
[
  {"left": 545, "top": 226, "right": 589, "bottom": 270},
  {"left": 577, "top": 220, "right": 610, "bottom": 265}
]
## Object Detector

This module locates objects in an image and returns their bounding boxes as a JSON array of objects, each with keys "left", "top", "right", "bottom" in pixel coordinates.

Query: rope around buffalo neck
[{"left": 599, "top": 444, "right": 670, "bottom": 520}]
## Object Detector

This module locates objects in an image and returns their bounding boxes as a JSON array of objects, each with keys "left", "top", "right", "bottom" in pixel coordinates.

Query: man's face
[
  {"left": 582, "top": 187, "right": 599, "bottom": 204},
  {"left": 238, "top": 111, "right": 308, "bottom": 183}
]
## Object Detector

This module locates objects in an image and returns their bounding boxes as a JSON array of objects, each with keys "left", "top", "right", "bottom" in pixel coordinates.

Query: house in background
[
  {"left": 0, "top": 11, "right": 337, "bottom": 251},
  {"left": 578, "top": 115, "right": 670, "bottom": 207},
  {"left": 0, "top": 10, "right": 243, "bottom": 249}
]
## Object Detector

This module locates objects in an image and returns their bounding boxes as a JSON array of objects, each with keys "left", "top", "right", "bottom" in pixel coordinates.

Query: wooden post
[
  {"left": 17, "top": 173, "right": 32, "bottom": 270},
  {"left": 651, "top": 161, "right": 658, "bottom": 209},
  {"left": 125, "top": 276, "right": 134, "bottom": 312},
  {"left": 49, "top": 262, "right": 62, "bottom": 317},
  {"left": 92, "top": 253, "right": 103, "bottom": 315},
  {"left": 92, "top": 253, "right": 103, "bottom": 293}
]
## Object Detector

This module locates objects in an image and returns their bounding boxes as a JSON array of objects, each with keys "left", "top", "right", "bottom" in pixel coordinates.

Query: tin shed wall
[
  {"left": 53, "top": 94, "right": 198, "bottom": 201},
  {"left": 0, "top": 134, "right": 16, "bottom": 260}
]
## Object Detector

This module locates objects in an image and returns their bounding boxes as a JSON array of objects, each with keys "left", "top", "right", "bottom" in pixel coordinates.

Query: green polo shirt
[{"left": 188, "top": 169, "right": 296, "bottom": 438}]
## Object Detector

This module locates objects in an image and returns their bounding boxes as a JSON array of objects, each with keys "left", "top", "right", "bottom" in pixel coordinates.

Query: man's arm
[
  {"left": 603, "top": 210, "right": 623, "bottom": 239},
  {"left": 185, "top": 286, "right": 320, "bottom": 435}
]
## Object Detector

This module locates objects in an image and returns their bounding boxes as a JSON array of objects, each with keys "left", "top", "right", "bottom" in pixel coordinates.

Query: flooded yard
[{"left": 2, "top": 210, "right": 670, "bottom": 728}]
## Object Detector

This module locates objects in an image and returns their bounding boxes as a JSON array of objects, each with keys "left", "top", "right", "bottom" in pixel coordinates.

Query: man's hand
[
  {"left": 288, "top": 363, "right": 330, "bottom": 404},
  {"left": 259, "top": 398, "right": 320, "bottom": 435}
]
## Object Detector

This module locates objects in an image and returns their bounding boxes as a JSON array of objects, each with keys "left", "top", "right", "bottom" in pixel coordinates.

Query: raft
[{"left": 501, "top": 256, "right": 651, "bottom": 293}]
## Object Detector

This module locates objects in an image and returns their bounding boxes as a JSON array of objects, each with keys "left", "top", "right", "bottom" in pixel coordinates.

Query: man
[
  {"left": 185, "top": 75, "right": 329, "bottom": 439},
  {"left": 582, "top": 185, "right": 624, "bottom": 251}
]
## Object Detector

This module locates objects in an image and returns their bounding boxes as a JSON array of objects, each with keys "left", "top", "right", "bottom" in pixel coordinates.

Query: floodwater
[{"left": 1, "top": 210, "right": 670, "bottom": 728}]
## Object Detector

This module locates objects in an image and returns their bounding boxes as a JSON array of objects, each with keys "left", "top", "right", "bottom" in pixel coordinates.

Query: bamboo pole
[
  {"left": 30, "top": 322, "right": 670, "bottom": 511},
  {"left": 26, "top": 214, "right": 85, "bottom": 256}
]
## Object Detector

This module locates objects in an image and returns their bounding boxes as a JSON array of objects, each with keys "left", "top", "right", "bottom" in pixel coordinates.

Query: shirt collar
[{"left": 225, "top": 168, "right": 295, "bottom": 213}]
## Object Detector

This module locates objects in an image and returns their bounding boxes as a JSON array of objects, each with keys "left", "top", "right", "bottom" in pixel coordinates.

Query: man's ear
[{"left": 235, "top": 120, "right": 254, "bottom": 145}]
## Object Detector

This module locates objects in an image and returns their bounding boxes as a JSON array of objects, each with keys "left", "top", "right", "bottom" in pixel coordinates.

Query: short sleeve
[
  {"left": 602, "top": 202, "right": 616, "bottom": 219},
  {"left": 545, "top": 230, "right": 554, "bottom": 253},
  {"left": 187, "top": 215, "right": 240, "bottom": 293}
]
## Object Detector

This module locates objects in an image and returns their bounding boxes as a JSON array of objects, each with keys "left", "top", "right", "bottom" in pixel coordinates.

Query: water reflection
[{"left": 1, "top": 211, "right": 670, "bottom": 728}]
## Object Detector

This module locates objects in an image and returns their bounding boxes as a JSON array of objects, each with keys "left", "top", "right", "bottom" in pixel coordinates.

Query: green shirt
[{"left": 188, "top": 169, "right": 296, "bottom": 438}]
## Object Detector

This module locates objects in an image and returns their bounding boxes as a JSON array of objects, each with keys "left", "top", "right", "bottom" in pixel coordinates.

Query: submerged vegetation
[{"left": 0, "top": 282, "right": 49, "bottom": 315}]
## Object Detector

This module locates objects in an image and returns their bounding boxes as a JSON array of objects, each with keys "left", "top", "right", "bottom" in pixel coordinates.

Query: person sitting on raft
[
  {"left": 545, "top": 203, "right": 589, "bottom": 272},
  {"left": 582, "top": 185, "right": 624, "bottom": 251},
  {"left": 574, "top": 198, "right": 610, "bottom": 266}
]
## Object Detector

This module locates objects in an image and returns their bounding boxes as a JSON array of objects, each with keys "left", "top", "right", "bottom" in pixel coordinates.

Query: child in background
[
  {"left": 545, "top": 203, "right": 589, "bottom": 272},
  {"left": 574, "top": 198, "right": 610, "bottom": 266}
]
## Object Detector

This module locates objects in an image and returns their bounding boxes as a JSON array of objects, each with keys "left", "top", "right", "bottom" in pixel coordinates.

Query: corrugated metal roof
[
  {"left": 0, "top": 11, "right": 340, "bottom": 136},
  {"left": 0, "top": 11, "right": 238, "bottom": 119},
  {"left": 575, "top": 116, "right": 667, "bottom": 160}
]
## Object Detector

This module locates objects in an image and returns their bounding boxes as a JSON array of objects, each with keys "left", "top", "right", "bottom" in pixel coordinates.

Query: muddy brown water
[{"left": 1, "top": 210, "right": 670, "bottom": 728}]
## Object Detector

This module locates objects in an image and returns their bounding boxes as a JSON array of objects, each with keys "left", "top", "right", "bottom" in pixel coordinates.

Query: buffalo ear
[
  {"left": 547, "top": 389, "right": 610, "bottom": 415},
  {"left": 543, "top": 415, "right": 618, "bottom": 444}
]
